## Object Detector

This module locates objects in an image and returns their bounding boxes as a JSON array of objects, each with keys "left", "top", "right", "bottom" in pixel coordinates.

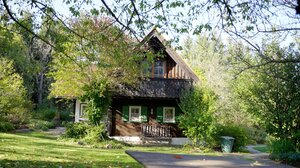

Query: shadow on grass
[
  {"left": 15, "top": 132, "right": 58, "bottom": 140},
  {"left": 0, "top": 159, "right": 142, "bottom": 168}
]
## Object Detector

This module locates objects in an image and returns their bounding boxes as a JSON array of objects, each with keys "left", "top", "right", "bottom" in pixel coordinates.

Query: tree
[
  {"left": 179, "top": 84, "right": 217, "bottom": 146},
  {"left": 0, "top": 57, "right": 31, "bottom": 126},
  {"left": 49, "top": 15, "right": 150, "bottom": 125},
  {"left": 235, "top": 41, "right": 300, "bottom": 150},
  {"left": 182, "top": 34, "right": 255, "bottom": 126},
  {"left": 49, "top": 15, "right": 145, "bottom": 98},
  {"left": 1, "top": 0, "right": 299, "bottom": 67},
  {"left": 0, "top": 11, "right": 54, "bottom": 105}
]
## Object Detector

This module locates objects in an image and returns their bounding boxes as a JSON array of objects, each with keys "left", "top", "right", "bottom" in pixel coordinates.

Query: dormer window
[{"left": 153, "top": 60, "right": 165, "bottom": 78}]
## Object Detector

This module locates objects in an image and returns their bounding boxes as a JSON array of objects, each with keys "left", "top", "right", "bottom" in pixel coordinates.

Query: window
[
  {"left": 154, "top": 60, "right": 165, "bottom": 78},
  {"left": 80, "top": 103, "right": 87, "bottom": 117},
  {"left": 129, "top": 106, "right": 141, "bottom": 122},
  {"left": 142, "top": 60, "right": 152, "bottom": 77},
  {"left": 163, "top": 107, "right": 175, "bottom": 123}
]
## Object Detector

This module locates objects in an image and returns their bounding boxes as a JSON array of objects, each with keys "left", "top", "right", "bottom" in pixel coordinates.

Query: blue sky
[{"left": 8, "top": 0, "right": 299, "bottom": 48}]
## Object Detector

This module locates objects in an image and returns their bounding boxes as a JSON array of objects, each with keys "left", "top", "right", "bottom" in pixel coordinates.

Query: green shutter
[
  {"left": 156, "top": 107, "right": 163, "bottom": 123},
  {"left": 122, "top": 106, "right": 129, "bottom": 122},
  {"left": 141, "top": 106, "right": 148, "bottom": 122},
  {"left": 175, "top": 107, "right": 181, "bottom": 123}
]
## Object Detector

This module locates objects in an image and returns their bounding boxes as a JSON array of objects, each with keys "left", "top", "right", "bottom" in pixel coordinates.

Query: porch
[{"left": 140, "top": 124, "right": 172, "bottom": 144}]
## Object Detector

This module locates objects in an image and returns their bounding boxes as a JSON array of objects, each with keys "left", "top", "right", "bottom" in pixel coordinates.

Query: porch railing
[{"left": 141, "top": 124, "right": 171, "bottom": 138}]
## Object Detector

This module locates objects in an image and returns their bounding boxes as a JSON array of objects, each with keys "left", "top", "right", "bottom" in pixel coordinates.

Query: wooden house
[{"left": 75, "top": 29, "right": 199, "bottom": 144}]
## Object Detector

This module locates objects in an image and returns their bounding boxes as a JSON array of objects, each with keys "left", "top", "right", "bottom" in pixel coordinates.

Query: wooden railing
[
  {"left": 116, "top": 78, "right": 193, "bottom": 98},
  {"left": 141, "top": 124, "right": 171, "bottom": 138}
]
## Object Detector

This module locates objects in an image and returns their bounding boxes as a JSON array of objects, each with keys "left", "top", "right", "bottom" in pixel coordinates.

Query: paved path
[
  {"left": 246, "top": 145, "right": 268, "bottom": 154},
  {"left": 126, "top": 150, "right": 294, "bottom": 168},
  {"left": 47, "top": 127, "right": 66, "bottom": 136}
]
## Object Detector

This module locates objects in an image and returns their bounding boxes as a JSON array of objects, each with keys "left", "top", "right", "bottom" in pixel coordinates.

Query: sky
[{"left": 7, "top": 0, "right": 300, "bottom": 49}]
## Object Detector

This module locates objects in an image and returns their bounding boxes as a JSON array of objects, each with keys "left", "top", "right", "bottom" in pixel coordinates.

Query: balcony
[{"left": 116, "top": 78, "right": 193, "bottom": 99}]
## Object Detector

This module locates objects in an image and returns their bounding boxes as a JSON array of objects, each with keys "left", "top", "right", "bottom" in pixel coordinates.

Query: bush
[
  {"left": 84, "top": 124, "right": 107, "bottom": 144},
  {"left": 0, "top": 58, "right": 32, "bottom": 129},
  {"left": 60, "top": 110, "right": 73, "bottom": 121},
  {"left": 179, "top": 85, "right": 217, "bottom": 146},
  {"left": 62, "top": 122, "right": 108, "bottom": 145},
  {"left": 214, "top": 124, "right": 249, "bottom": 151},
  {"left": 270, "top": 139, "right": 296, "bottom": 154},
  {"left": 33, "top": 104, "right": 56, "bottom": 121},
  {"left": 0, "top": 121, "right": 15, "bottom": 132},
  {"left": 245, "top": 127, "right": 267, "bottom": 144},
  {"left": 28, "top": 119, "right": 56, "bottom": 131},
  {"left": 63, "top": 122, "right": 89, "bottom": 139},
  {"left": 269, "top": 139, "right": 300, "bottom": 166}
]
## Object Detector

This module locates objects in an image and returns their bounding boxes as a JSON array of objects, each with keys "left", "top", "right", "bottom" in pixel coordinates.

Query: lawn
[
  {"left": 0, "top": 131, "right": 208, "bottom": 168},
  {"left": 0, "top": 131, "right": 141, "bottom": 168},
  {"left": 253, "top": 145, "right": 269, "bottom": 153}
]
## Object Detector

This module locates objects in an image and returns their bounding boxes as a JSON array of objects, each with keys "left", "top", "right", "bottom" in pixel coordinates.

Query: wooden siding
[
  {"left": 144, "top": 30, "right": 199, "bottom": 82},
  {"left": 165, "top": 56, "right": 189, "bottom": 79},
  {"left": 148, "top": 37, "right": 193, "bottom": 80},
  {"left": 110, "top": 98, "right": 184, "bottom": 137}
]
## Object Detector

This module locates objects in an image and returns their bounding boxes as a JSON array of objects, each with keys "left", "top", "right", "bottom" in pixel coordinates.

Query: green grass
[
  {"left": 0, "top": 131, "right": 141, "bottom": 168},
  {"left": 0, "top": 131, "right": 216, "bottom": 168},
  {"left": 253, "top": 145, "right": 269, "bottom": 153}
]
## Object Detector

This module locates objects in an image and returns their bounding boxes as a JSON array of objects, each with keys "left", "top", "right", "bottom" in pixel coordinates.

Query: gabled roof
[{"left": 142, "top": 28, "right": 200, "bottom": 82}]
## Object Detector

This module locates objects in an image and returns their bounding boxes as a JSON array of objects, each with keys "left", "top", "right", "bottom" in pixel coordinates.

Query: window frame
[
  {"left": 129, "top": 106, "right": 142, "bottom": 122},
  {"left": 153, "top": 59, "right": 165, "bottom": 78},
  {"left": 79, "top": 103, "right": 87, "bottom": 120},
  {"left": 163, "top": 107, "right": 175, "bottom": 123}
]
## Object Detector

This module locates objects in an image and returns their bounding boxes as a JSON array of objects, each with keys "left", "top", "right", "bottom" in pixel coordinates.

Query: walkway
[{"left": 126, "top": 150, "right": 294, "bottom": 168}]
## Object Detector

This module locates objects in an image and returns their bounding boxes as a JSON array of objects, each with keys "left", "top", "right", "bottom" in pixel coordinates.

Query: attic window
[{"left": 153, "top": 60, "right": 165, "bottom": 78}]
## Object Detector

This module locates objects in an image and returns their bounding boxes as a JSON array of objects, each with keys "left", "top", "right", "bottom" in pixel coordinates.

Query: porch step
[{"left": 141, "top": 137, "right": 172, "bottom": 145}]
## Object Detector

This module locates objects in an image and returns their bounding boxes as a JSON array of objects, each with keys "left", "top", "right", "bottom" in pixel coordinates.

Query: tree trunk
[{"left": 37, "top": 72, "right": 44, "bottom": 105}]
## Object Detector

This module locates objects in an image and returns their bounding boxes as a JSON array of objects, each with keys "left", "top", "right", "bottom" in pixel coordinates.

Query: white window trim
[
  {"left": 129, "top": 106, "right": 141, "bottom": 122},
  {"left": 163, "top": 107, "right": 175, "bottom": 123},
  {"left": 79, "top": 103, "right": 87, "bottom": 121}
]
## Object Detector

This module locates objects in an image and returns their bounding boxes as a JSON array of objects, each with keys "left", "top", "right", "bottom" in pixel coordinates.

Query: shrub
[
  {"left": 0, "top": 121, "right": 15, "bottom": 132},
  {"left": 245, "top": 127, "right": 267, "bottom": 144},
  {"left": 28, "top": 119, "right": 56, "bottom": 131},
  {"left": 63, "top": 122, "right": 89, "bottom": 139},
  {"left": 214, "top": 124, "right": 249, "bottom": 151},
  {"left": 33, "top": 104, "right": 56, "bottom": 121},
  {"left": 60, "top": 110, "right": 73, "bottom": 121},
  {"left": 84, "top": 124, "right": 107, "bottom": 144},
  {"left": 0, "top": 58, "right": 32, "bottom": 129},
  {"left": 269, "top": 139, "right": 300, "bottom": 166},
  {"left": 269, "top": 139, "right": 296, "bottom": 154},
  {"left": 179, "top": 85, "right": 217, "bottom": 146}
]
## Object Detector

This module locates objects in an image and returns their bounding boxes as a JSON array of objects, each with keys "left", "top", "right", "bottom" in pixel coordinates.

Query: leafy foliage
[
  {"left": 269, "top": 139, "right": 300, "bottom": 166},
  {"left": 182, "top": 34, "right": 256, "bottom": 127},
  {"left": 63, "top": 122, "right": 89, "bottom": 139},
  {"left": 178, "top": 85, "right": 217, "bottom": 146},
  {"left": 28, "top": 119, "right": 56, "bottom": 131},
  {"left": 213, "top": 124, "right": 249, "bottom": 152},
  {"left": 270, "top": 139, "right": 297, "bottom": 154},
  {"left": 83, "top": 125, "right": 107, "bottom": 144},
  {"left": 245, "top": 127, "right": 267, "bottom": 144},
  {"left": 81, "top": 80, "right": 111, "bottom": 126},
  {"left": 33, "top": 103, "right": 57, "bottom": 121},
  {"left": 235, "top": 42, "right": 300, "bottom": 152},
  {"left": 0, "top": 121, "right": 15, "bottom": 132},
  {"left": 0, "top": 57, "right": 31, "bottom": 128},
  {"left": 63, "top": 122, "right": 107, "bottom": 144},
  {"left": 49, "top": 15, "right": 144, "bottom": 99}
]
